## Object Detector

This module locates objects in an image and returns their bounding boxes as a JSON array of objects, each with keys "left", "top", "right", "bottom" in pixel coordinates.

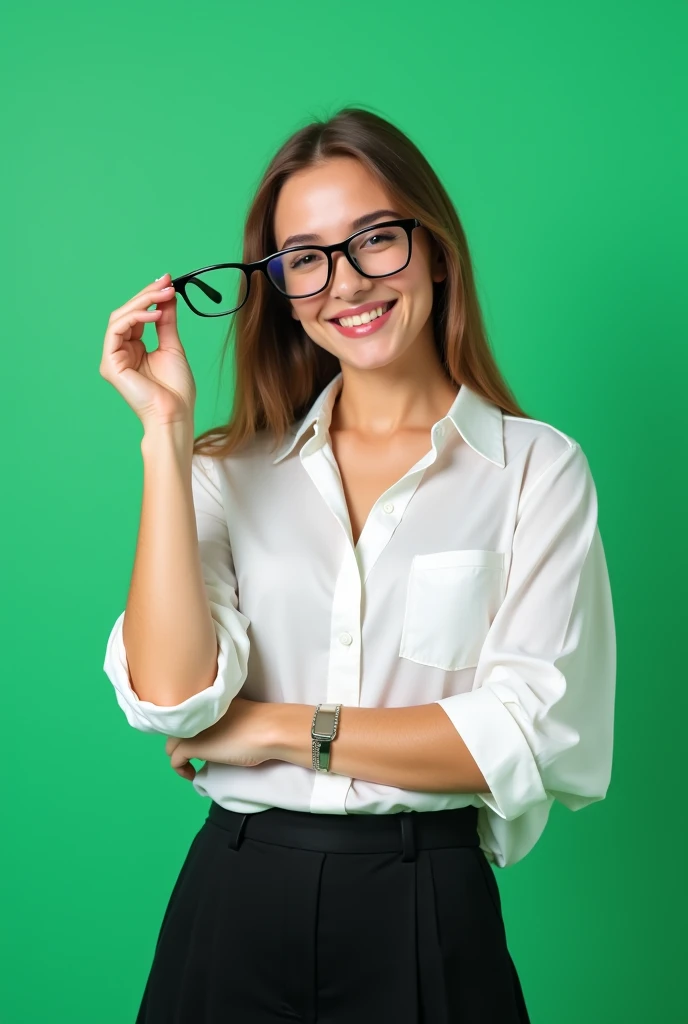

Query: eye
[
  {"left": 289, "top": 252, "right": 324, "bottom": 270},
  {"left": 362, "top": 231, "right": 395, "bottom": 247}
]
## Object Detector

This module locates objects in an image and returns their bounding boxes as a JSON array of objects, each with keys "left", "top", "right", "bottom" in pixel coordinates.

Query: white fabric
[{"left": 103, "top": 371, "right": 616, "bottom": 868}]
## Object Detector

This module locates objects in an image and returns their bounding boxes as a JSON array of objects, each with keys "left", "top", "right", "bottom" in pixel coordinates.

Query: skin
[{"left": 166, "top": 157, "right": 490, "bottom": 796}]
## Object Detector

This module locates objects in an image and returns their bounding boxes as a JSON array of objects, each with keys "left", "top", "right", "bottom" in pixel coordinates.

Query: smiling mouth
[{"left": 329, "top": 299, "right": 396, "bottom": 328}]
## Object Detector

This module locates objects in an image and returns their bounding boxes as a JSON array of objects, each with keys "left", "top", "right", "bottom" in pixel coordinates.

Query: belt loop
[
  {"left": 227, "top": 813, "right": 249, "bottom": 851},
  {"left": 400, "top": 812, "right": 416, "bottom": 862}
]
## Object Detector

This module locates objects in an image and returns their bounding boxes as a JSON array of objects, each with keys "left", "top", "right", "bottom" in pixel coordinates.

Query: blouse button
[
  {"left": 339, "top": 632, "right": 353, "bottom": 646},
  {"left": 383, "top": 502, "right": 394, "bottom": 514}
]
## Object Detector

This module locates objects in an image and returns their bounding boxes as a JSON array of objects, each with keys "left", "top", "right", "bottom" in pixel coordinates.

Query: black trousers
[{"left": 135, "top": 802, "right": 531, "bottom": 1023}]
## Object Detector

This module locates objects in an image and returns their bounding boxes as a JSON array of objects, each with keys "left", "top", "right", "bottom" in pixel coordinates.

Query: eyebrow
[{"left": 278, "top": 208, "right": 402, "bottom": 250}]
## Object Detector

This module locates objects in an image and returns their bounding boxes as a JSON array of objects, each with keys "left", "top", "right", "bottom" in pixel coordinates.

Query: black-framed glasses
[{"left": 170, "top": 218, "right": 422, "bottom": 318}]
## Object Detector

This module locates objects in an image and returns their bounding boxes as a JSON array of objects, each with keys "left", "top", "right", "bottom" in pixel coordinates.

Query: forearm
[
  {"left": 268, "top": 702, "right": 491, "bottom": 794},
  {"left": 122, "top": 422, "right": 219, "bottom": 706}
]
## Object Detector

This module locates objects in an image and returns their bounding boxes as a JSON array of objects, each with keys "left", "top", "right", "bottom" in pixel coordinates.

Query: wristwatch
[{"left": 311, "top": 703, "right": 342, "bottom": 772}]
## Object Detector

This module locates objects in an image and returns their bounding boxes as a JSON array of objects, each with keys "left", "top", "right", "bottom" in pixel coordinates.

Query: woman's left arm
[
  {"left": 265, "top": 701, "right": 490, "bottom": 793},
  {"left": 165, "top": 695, "right": 487, "bottom": 791}
]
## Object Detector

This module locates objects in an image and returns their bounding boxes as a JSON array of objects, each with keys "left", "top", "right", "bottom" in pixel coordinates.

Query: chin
[
  {"left": 339, "top": 347, "right": 407, "bottom": 372},
  {"left": 307, "top": 323, "right": 412, "bottom": 369}
]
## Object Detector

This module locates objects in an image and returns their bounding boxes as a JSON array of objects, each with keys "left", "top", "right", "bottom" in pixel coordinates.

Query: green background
[{"left": 2, "top": 1, "right": 686, "bottom": 1021}]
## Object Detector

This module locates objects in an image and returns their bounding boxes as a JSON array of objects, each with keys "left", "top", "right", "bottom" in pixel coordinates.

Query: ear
[{"left": 431, "top": 242, "right": 448, "bottom": 284}]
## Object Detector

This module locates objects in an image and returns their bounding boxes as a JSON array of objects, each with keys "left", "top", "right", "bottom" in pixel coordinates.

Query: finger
[
  {"left": 165, "top": 735, "right": 185, "bottom": 758},
  {"left": 125, "top": 273, "right": 172, "bottom": 305},
  {"left": 170, "top": 749, "right": 196, "bottom": 780},
  {"left": 169, "top": 743, "right": 192, "bottom": 771},
  {"left": 104, "top": 309, "right": 162, "bottom": 358},
  {"left": 109, "top": 283, "right": 176, "bottom": 324},
  {"left": 152, "top": 288, "right": 184, "bottom": 353}
]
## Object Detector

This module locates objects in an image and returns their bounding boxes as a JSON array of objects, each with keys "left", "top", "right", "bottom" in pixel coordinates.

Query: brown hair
[{"left": 193, "top": 106, "right": 529, "bottom": 459}]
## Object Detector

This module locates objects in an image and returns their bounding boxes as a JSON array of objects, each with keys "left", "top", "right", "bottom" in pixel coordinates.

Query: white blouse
[{"left": 103, "top": 371, "right": 616, "bottom": 869}]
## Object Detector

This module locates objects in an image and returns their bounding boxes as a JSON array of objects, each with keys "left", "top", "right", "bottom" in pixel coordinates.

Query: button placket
[
  {"left": 326, "top": 548, "right": 362, "bottom": 709},
  {"left": 311, "top": 544, "right": 362, "bottom": 813},
  {"left": 355, "top": 458, "right": 436, "bottom": 584},
  {"left": 300, "top": 440, "right": 357, "bottom": 550}
]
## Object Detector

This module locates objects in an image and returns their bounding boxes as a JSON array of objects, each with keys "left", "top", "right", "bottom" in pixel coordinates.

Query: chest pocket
[{"left": 399, "top": 549, "right": 505, "bottom": 671}]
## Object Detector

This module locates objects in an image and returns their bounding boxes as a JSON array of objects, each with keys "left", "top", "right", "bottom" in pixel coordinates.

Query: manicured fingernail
[{"left": 155, "top": 273, "right": 167, "bottom": 281}]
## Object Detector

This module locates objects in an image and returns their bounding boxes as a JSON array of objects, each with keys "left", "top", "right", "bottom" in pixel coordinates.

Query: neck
[{"left": 330, "top": 337, "right": 458, "bottom": 440}]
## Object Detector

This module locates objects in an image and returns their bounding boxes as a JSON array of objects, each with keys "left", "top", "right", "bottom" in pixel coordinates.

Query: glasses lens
[
  {"left": 183, "top": 267, "right": 248, "bottom": 316},
  {"left": 266, "top": 249, "right": 329, "bottom": 298},
  {"left": 349, "top": 224, "right": 410, "bottom": 277}
]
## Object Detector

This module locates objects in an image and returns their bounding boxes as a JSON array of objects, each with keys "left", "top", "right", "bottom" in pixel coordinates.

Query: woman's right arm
[
  {"left": 122, "top": 420, "right": 219, "bottom": 708},
  {"left": 100, "top": 273, "right": 250, "bottom": 737}
]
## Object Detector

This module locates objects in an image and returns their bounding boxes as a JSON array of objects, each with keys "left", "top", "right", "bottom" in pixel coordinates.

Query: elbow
[
  {"left": 105, "top": 613, "right": 249, "bottom": 737},
  {"left": 128, "top": 637, "right": 221, "bottom": 707}
]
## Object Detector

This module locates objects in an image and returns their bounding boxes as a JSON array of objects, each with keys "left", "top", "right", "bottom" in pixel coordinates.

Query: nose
[{"left": 328, "top": 251, "right": 372, "bottom": 299}]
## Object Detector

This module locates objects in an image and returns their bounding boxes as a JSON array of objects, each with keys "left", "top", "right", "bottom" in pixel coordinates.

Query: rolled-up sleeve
[
  {"left": 102, "top": 451, "right": 251, "bottom": 737},
  {"left": 435, "top": 442, "right": 616, "bottom": 825}
]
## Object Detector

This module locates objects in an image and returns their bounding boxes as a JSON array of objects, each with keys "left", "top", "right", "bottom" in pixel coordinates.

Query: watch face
[{"left": 314, "top": 708, "right": 337, "bottom": 737}]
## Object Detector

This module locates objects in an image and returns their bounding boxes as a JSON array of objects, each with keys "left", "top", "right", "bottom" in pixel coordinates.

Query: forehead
[{"left": 273, "top": 157, "right": 395, "bottom": 247}]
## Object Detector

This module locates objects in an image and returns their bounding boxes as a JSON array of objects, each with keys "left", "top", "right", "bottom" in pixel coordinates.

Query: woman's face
[{"left": 272, "top": 156, "right": 446, "bottom": 373}]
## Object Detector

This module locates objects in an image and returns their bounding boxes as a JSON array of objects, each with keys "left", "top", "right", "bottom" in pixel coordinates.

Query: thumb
[{"left": 154, "top": 291, "right": 184, "bottom": 353}]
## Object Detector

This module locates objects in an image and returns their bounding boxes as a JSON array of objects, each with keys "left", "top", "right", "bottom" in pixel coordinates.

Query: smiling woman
[
  {"left": 103, "top": 105, "right": 615, "bottom": 1024},
  {"left": 182, "top": 106, "right": 529, "bottom": 459}
]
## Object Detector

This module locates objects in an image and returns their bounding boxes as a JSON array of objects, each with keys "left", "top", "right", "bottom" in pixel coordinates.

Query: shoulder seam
[
  {"left": 518, "top": 441, "right": 583, "bottom": 520},
  {"left": 502, "top": 413, "right": 577, "bottom": 448}
]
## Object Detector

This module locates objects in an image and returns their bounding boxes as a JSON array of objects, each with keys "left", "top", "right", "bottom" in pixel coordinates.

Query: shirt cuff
[
  {"left": 103, "top": 609, "right": 250, "bottom": 737},
  {"left": 434, "top": 682, "right": 548, "bottom": 820}
]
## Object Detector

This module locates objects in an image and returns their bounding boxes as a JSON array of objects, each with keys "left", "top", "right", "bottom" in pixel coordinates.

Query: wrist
[
  {"left": 141, "top": 419, "right": 195, "bottom": 460},
  {"left": 266, "top": 702, "right": 316, "bottom": 768}
]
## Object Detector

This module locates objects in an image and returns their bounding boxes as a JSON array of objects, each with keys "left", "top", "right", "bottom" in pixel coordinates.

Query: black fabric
[{"left": 135, "top": 802, "right": 531, "bottom": 1023}]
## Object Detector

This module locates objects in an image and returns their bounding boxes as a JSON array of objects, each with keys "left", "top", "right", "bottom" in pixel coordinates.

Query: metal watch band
[{"left": 311, "top": 703, "right": 341, "bottom": 773}]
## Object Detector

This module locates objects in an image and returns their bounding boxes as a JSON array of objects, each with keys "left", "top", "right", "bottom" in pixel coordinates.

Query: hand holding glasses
[
  {"left": 99, "top": 272, "right": 197, "bottom": 434},
  {"left": 171, "top": 218, "right": 422, "bottom": 318},
  {"left": 99, "top": 220, "right": 421, "bottom": 434}
]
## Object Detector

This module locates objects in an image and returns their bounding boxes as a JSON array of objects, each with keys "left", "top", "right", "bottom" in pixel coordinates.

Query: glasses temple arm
[{"left": 183, "top": 276, "right": 224, "bottom": 306}]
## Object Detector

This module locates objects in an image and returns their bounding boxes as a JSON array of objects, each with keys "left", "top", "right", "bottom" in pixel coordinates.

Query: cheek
[
  {"left": 291, "top": 297, "right": 324, "bottom": 323},
  {"left": 397, "top": 266, "right": 435, "bottom": 320}
]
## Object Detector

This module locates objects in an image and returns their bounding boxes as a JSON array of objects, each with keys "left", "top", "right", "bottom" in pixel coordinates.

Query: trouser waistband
[{"left": 207, "top": 802, "right": 480, "bottom": 862}]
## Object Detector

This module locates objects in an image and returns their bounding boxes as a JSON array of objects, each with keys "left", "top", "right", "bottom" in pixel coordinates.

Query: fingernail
[{"left": 155, "top": 273, "right": 168, "bottom": 281}]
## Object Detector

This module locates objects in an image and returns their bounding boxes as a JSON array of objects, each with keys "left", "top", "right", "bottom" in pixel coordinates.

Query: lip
[
  {"left": 326, "top": 298, "right": 396, "bottom": 320},
  {"left": 327, "top": 299, "right": 397, "bottom": 339}
]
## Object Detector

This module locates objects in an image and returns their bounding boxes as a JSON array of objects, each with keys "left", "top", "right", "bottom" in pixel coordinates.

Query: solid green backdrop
[{"left": 2, "top": 1, "right": 686, "bottom": 1021}]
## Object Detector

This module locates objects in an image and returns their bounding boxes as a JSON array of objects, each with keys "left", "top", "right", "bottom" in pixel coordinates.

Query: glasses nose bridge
[{"left": 328, "top": 243, "right": 367, "bottom": 290}]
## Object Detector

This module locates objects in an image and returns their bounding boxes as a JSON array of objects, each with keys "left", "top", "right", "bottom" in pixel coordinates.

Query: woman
[{"left": 100, "top": 107, "right": 616, "bottom": 1023}]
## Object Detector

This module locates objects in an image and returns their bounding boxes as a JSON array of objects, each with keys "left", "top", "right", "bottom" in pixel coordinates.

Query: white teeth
[{"left": 335, "top": 302, "right": 391, "bottom": 328}]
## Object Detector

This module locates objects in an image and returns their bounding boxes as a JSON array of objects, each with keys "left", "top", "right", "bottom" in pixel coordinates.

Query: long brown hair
[{"left": 193, "top": 106, "right": 529, "bottom": 459}]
